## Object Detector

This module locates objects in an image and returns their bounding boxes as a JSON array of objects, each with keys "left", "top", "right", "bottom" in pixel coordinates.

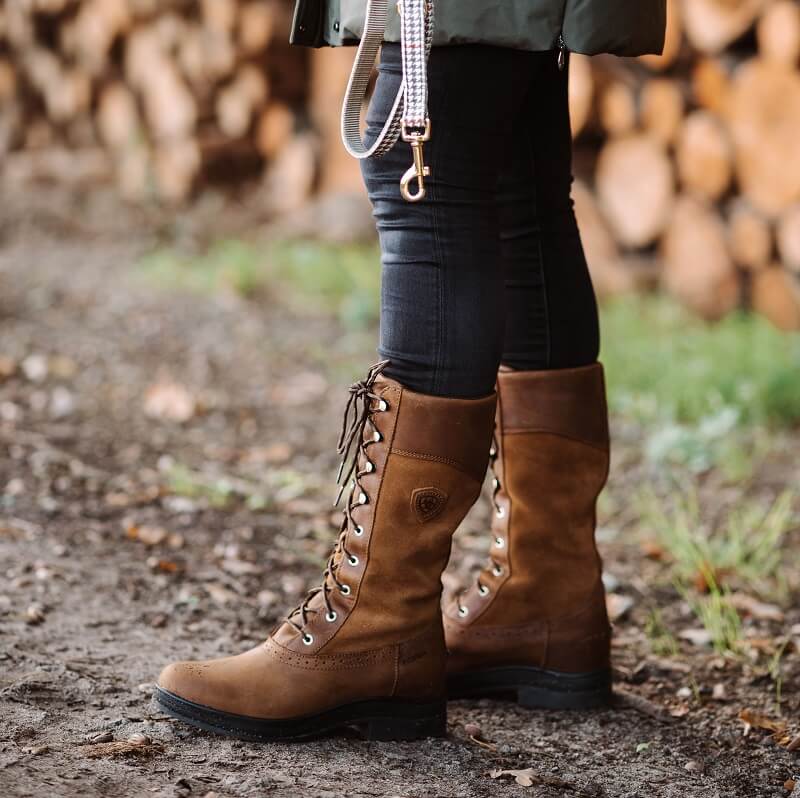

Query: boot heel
[
  {"left": 363, "top": 703, "right": 447, "bottom": 741},
  {"left": 449, "top": 666, "right": 612, "bottom": 710},
  {"left": 517, "top": 682, "right": 612, "bottom": 711}
]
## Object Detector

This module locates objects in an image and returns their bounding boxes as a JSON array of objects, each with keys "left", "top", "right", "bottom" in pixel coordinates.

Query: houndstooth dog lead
[{"left": 340, "top": 0, "right": 434, "bottom": 202}]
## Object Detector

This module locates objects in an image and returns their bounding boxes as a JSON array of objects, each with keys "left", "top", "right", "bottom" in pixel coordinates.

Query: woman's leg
[
  {"left": 498, "top": 52, "right": 600, "bottom": 370},
  {"left": 361, "top": 44, "right": 530, "bottom": 399},
  {"left": 443, "top": 53, "right": 613, "bottom": 710},
  {"left": 153, "top": 45, "right": 533, "bottom": 740}
]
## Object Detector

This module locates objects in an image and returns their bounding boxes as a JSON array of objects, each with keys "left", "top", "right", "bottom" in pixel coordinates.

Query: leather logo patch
[{"left": 412, "top": 487, "right": 447, "bottom": 523}]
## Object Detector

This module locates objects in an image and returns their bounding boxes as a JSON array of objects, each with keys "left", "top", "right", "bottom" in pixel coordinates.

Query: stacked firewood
[
  {"left": 2, "top": 1, "right": 800, "bottom": 327},
  {"left": 0, "top": 0, "right": 308, "bottom": 204},
  {"left": 566, "top": 0, "right": 800, "bottom": 329}
]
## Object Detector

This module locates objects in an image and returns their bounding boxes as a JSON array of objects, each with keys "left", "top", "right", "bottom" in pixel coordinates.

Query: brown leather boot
[
  {"left": 443, "top": 364, "right": 612, "bottom": 709},
  {"left": 155, "top": 363, "right": 496, "bottom": 741}
]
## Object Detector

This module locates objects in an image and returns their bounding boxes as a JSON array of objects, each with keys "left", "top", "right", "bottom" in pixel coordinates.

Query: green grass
[
  {"left": 139, "top": 238, "right": 800, "bottom": 428},
  {"left": 138, "top": 238, "right": 381, "bottom": 330},
  {"left": 681, "top": 580, "right": 744, "bottom": 656},
  {"left": 637, "top": 488, "right": 796, "bottom": 653},
  {"left": 265, "top": 240, "right": 381, "bottom": 329},
  {"left": 600, "top": 296, "right": 800, "bottom": 428},
  {"left": 639, "top": 488, "right": 795, "bottom": 599},
  {"left": 644, "top": 608, "right": 679, "bottom": 657},
  {"left": 139, "top": 239, "right": 265, "bottom": 299}
]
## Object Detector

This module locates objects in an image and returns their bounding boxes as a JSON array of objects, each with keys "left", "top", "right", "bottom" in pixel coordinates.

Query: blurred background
[{"left": 2, "top": 1, "right": 800, "bottom": 796}]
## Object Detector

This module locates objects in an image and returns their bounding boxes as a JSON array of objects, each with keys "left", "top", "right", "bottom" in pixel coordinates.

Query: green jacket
[{"left": 290, "top": 0, "right": 666, "bottom": 56}]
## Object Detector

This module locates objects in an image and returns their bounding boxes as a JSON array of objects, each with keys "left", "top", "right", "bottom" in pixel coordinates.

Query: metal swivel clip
[{"left": 400, "top": 119, "right": 431, "bottom": 202}]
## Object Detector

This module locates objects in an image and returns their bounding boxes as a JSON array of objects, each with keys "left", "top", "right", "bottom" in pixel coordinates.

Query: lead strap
[{"left": 340, "top": 0, "right": 434, "bottom": 202}]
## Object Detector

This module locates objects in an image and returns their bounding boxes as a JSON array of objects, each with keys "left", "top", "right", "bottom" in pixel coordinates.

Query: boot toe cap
[
  {"left": 156, "top": 646, "right": 272, "bottom": 716},
  {"left": 157, "top": 660, "right": 212, "bottom": 705}
]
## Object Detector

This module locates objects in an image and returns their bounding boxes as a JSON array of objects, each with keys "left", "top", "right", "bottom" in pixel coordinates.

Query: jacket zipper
[{"left": 557, "top": 34, "right": 568, "bottom": 71}]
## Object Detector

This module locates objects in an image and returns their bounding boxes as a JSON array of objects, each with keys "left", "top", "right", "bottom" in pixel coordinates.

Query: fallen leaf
[
  {"left": 146, "top": 557, "right": 183, "bottom": 574},
  {"left": 242, "top": 443, "right": 293, "bottom": 464},
  {"left": 489, "top": 768, "right": 537, "bottom": 787},
  {"left": 205, "top": 583, "right": 240, "bottom": 606},
  {"left": 739, "top": 708, "right": 787, "bottom": 735},
  {"left": 25, "top": 604, "right": 46, "bottom": 625},
  {"left": 692, "top": 565, "right": 731, "bottom": 593},
  {"left": 0, "top": 355, "right": 18, "bottom": 379},
  {"left": 220, "top": 558, "right": 262, "bottom": 576},
  {"left": 128, "top": 524, "right": 168, "bottom": 546},
  {"left": 730, "top": 593, "right": 785, "bottom": 622},
  {"left": 143, "top": 381, "right": 196, "bottom": 423},
  {"left": 167, "top": 532, "right": 185, "bottom": 550},
  {"left": 678, "top": 628, "right": 712, "bottom": 647},
  {"left": 606, "top": 593, "right": 635, "bottom": 622},
  {"left": 787, "top": 733, "right": 800, "bottom": 752},
  {"left": 639, "top": 539, "right": 667, "bottom": 560}
]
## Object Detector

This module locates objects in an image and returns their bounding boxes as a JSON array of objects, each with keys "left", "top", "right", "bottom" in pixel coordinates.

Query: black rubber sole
[
  {"left": 154, "top": 687, "right": 447, "bottom": 742},
  {"left": 448, "top": 666, "right": 613, "bottom": 710}
]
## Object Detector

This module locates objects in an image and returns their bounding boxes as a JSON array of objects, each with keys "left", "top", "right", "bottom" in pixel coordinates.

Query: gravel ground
[{"left": 1, "top": 193, "right": 799, "bottom": 798}]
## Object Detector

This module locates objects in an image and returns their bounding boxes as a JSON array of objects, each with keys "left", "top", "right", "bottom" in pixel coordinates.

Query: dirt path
[{"left": 1, "top": 206, "right": 798, "bottom": 798}]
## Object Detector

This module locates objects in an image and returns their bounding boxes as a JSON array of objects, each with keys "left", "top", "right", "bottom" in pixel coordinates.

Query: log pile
[
  {"left": 567, "top": 0, "right": 800, "bottom": 328},
  {"left": 0, "top": 0, "right": 308, "bottom": 203},
  {"left": 1, "top": 0, "right": 800, "bottom": 328}
]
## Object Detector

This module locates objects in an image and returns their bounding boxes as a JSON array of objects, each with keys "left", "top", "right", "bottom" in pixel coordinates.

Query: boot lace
[
  {"left": 285, "top": 360, "right": 391, "bottom": 643},
  {"left": 456, "top": 432, "right": 504, "bottom": 617}
]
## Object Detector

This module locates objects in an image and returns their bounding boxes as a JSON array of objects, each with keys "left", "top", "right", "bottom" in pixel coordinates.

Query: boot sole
[
  {"left": 154, "top": 687, "right": 447, "bottom": 742},
  {"left": 447, "top": 666, "right": 612, "bottom": 710}
]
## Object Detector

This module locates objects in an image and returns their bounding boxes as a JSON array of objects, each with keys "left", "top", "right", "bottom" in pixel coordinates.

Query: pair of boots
[{"left": 155, "top": 362, "right": 612, "bottom": 741}]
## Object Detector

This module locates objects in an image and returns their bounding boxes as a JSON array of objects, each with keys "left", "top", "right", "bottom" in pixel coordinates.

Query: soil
[{"left": 1, "top": 189, "right": 799, "bottom": 798}]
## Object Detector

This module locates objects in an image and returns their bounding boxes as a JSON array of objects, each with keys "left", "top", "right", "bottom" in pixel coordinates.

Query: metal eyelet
[
  {"left": 364, "top": 461, "right": 374, "bottom": 473},
  {"left": 358, "top": 491, "right": 368, "bottom": 505},
  {"left": 494, "top": 536, "right": 505, "bottom": 548},
  {"left": 478, "top": 584, "right": 490, "bottom": 597},
  {"left": 457, "top": 606, "right": 469, "bottom": 618},
  {"left": 496, "top": 506, "right": 506, "bottom": 519},
  {"left": 373, "top": 430, "right": 382, "bottom": 442},
  {"left": 339, "top": 584, "right": 351, "bottom": 596},
  {"left": 302, "top": 633, "right": 314, "bottom": 645},
  {"left": 378, "top": 399, "right": 388, "bottom": 411},
  {"left": 354, "top": 525, "right": 365, "bottom": 536},
  {"left": 348, "top": 555, "right": 359, "bottom": 567},
  {"left": 325, "top": 611, "right": 337, "bottom": 623},
  {"left": 489, "top": 446, "right": 497, "bottom": 457},
  {"left": 492, "top": 565, "right": 503, "bottom": 577}
]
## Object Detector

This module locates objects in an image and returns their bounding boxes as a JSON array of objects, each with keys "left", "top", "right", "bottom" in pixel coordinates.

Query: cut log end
[
  {"left": 596, "top": 134, "right": 675, "bottom": 249},
  {"left": 752, "top": 268, "right": 800, "bottom": 330},
  {"left": 662, "top": 196, "right": 740, "bottom": 320}
]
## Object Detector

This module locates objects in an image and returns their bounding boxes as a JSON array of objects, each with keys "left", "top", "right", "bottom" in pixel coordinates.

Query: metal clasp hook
[{"left": 400, "top": 119, "right": 431, "bottom": 203}]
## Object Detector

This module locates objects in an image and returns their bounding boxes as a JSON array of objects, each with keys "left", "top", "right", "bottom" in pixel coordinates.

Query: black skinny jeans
[{"left": 361, "top": 44, "right": 600, "bottom": 399}]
